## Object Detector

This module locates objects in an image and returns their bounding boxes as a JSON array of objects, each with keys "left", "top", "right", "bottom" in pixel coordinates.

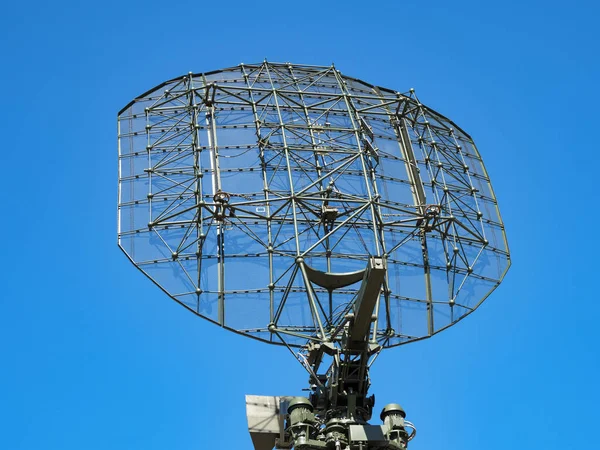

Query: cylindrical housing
[
  {"left": 288, "top": 397, "right": 315, "bottom": 426},
  {"left": 381, "top": 403, "right": 406, "bottom": 429}
]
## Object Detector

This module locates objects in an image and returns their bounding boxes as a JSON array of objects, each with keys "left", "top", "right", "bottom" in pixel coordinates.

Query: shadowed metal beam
[{"left": 349, "top": 257, "right": 386, "bottom": 343}]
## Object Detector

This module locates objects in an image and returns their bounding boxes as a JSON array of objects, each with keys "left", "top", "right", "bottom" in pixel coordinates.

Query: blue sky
[{"left": 1, "top": 1, "right": 598, "bottom": 449}]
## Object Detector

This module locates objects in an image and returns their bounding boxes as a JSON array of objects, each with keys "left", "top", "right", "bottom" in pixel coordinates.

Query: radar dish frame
[{"left": 117, "top": 61, "right": 510, "bottom": 352}]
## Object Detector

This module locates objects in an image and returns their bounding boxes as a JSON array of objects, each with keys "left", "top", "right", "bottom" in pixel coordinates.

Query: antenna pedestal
[
  {"left": 246, "top": 393, "right": 416, "bottom": 450},
  {"left": 247, "top": 258, "right": 416, "bottom": 450}
]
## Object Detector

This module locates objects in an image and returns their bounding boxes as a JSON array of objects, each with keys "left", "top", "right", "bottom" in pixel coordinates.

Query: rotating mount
[{"left": 247, "top": 258, "right": 415, "bottom": 450}]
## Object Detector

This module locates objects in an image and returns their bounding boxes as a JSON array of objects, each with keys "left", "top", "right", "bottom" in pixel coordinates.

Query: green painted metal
[{"left": 118, "top": 60, "right": 510, "bottom": 450}]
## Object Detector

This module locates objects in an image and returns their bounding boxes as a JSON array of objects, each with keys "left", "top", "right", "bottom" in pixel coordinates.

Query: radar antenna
[{"left": 117, "top": 61, "right": 510, "bottom": 450}]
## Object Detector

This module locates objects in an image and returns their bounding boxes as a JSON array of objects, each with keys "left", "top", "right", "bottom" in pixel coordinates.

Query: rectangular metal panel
[
  {"left": 349, "top": 424, "right": 388, "bottom": 444},
  {"left": 246, "top": 395, "right": 292, "bottom": 450}
]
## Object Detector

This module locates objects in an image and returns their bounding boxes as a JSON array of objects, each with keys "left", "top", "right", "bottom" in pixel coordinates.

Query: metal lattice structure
[{"left": 118, "top": 61, "right": 510, "bottom": 350}]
